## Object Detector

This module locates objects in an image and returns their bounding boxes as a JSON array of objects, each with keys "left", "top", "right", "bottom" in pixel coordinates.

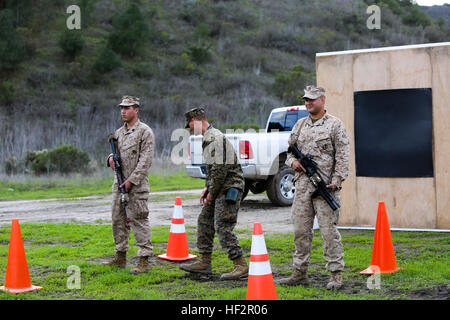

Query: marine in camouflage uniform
[
  {"left": 275, "top": 86, "right": 350, "bottom": 290},
  {"left": 104, "top": 96, "right": 155, "bottom": 274},
  {"left": 179, "top": 107, "right": 248, "bottom": 280}
]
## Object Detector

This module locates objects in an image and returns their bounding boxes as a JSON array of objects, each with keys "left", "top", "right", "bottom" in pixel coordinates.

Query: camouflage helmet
[
  {"left": 184, "top": 107, "right": 206, "bottom": 129},
  {"left": 303, "top": 85, "right": 326, "bottom": 100},
  {"left": 118, "top": 95, "right": 140, "bottom": 107}
]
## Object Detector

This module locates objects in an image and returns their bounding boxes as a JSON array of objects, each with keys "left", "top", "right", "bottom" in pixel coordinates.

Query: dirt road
[{"left": 0, "top": 189, "right": 295, "bottom": 233}]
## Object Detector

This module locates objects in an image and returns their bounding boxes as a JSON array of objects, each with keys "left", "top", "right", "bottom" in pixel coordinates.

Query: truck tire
[
  {"left": 242, "top": 184, "right": 250, "bottom": 201},
  {"left": 242, "top": 180, "right": 267, "bottom": 201},
  {"left": 266, "top": 165, "right": 295, "bottom": 206},
  {"left": 247, "top": 180, "right": 267, "bottom": 194}
]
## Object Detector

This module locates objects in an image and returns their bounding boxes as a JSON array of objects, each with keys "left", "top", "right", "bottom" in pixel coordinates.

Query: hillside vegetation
[{"left": 0, "top": 0, "right": 448, "bottom": 172}]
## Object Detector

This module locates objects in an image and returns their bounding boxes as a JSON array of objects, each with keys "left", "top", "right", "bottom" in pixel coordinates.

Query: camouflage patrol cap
[
  {"left": 184, "top": 107, "right": 206, "bottom": 128},
  {"left": 303, "top": 85, "right": 326, "bottom": 100},
  {"left": 118, "top": 95, "right": 140, "bottom": 107}
]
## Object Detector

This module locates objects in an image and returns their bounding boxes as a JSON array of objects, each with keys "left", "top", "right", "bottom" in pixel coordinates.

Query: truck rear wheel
[
  {"left": 266, "top": 165, "right": 295, "bottom": 206},
  {"left": 242, "top": 180, "right": 267, "bottom": 201},
  {"left": 242, "top": 184, "right": 250, "bottom": 201}
]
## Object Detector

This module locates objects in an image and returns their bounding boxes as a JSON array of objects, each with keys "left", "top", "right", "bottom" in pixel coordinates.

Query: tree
[
  {"left": 272, "top": 65, "right": 314, "bottom": 105},
  {"left": 92, "top": 46, "right": 122, "bottom": 74},
  {"left": 2, "top": 0, "right": 33, "bottom": 27},
  {"left": 0, "top": 9, "right": 26, "bottom": 71},
  {"left": 58, "top": 29, "right": 84, "bottom": 60},
  {"left": 402, "top": 6, "right": 432, "bottom": 28},
  {"left": 107, "top": 3, "right": 150, "bottom": 57}
]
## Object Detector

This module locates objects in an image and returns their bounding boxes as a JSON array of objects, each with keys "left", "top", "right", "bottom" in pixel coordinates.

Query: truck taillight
[
  {"left": 188, "top": 142, "right": 191, "bottom": 160},
  {"left": 239, "top": 141, "right": 253, "bottom": 159}
]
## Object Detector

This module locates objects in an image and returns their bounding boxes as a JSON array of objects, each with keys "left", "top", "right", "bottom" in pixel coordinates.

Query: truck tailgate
[{"left": 189, "top": 134, "right": 241, "bottom": 165}]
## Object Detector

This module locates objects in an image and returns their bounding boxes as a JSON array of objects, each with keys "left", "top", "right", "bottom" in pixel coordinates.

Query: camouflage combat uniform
[
  {"left": 109, "top": 119, "right": 155, "bottom": 257},
  {"left": 285, "top": 111, "right": 350, "bottom": 273},
  {"left": 198, "top": 125, "right": 245, "bottom": 260}
]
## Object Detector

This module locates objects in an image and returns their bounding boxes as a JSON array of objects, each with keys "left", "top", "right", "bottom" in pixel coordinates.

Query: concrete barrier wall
[{"left": 316, "top": 43, "right": 449, "bottom": 229}]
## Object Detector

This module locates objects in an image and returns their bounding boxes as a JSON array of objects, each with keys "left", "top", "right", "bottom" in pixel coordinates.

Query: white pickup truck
[{"left": 186, "top": 105, "right": 309, "bottom": 206}]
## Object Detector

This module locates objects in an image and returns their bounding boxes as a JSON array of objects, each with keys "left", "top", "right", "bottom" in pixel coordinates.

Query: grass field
[
  {"left": 0, "top": 223, "right": 448, "bottom": 300},
  {"left": 0, "top": 171, "right": 205, "bottom": 201}
]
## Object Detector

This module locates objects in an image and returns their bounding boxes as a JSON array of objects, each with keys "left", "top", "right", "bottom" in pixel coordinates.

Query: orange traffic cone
[
  {"left": 0, "top": 219, "right": 43, "bottom": 294},
  {"left": 246, "top": 222, "right": 277, "bottom": 300},
  {"left": 158, "top": 197, "right": 197, "bottom": 261},
  {"left": 360, "top": 201, "right": 401, "bottom": 274}
]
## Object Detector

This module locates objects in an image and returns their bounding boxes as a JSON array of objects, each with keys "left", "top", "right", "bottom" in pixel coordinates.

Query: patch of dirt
[
  {"left": 407, "top": 284, "right": 449, "bottom": 300},
  {"left": 0, "top": 190, "right": 294, "bottom": 234}
]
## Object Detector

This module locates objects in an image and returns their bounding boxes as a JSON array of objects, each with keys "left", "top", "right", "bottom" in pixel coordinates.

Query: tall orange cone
[
  {"left": 158, "top": 197, "right": 197, "bottom": 261},
  {"left": 246, "top": 222, "right": 277, "bottom": 300},
  {"left": 0, "top": 219, "right": 43, "bottom": 294},
  {"left": 360, "top": 201, "right": 401, "bottom": 274}
]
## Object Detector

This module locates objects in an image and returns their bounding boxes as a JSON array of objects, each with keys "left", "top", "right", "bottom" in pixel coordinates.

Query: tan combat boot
[
  {"left": 326, "top": 271, "right": 343, "bottom": 290},
  {"left": 220, "top": 256, "right": 249, "bottom": 280},
  {"left": 130, "top": 256, "right": 150, "bottom": 275},
  {"left": 275, "top": 270, "right": 308, "bottom": 286},
  {"left": 103, "top": 251, "right": 127, "bottom": 268},
  {"left": 179, "top": 253, "right": 212, "bottom": 274}
]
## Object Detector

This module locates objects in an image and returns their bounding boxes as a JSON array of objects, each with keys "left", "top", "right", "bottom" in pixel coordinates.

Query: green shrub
[
  {"left": 170, "top": 52, "right": 196, "bottom": 76},
  {"left": 178, "top": 3, "right": 208, "bottom": 25},
  {"left": 130, "top": 62, "right": 157, "bottom": 78},
  {"left": 92, "top": 46, "right": 122, "bottom": 74},
  {"left": 4, "top": 157, "right": 19, "bottom": 175},
  {"left": 153, "top": 31, "right": 174, "bottom": 47},
  {"left": 25, "top": 145, "right": 91, "bottom": 175},
  {"left": 58, "top": 29, "right": 84, "bottom": 59},
  {"left": 25, "top": 149, "right": 50, "bottom": 175},
  {"left": 186, "top": 43, "right": 212, "bottom": 65},
  {"left": 250, "top": 24, "right": 299, "bottom": 52},
  {"left": 196, "top": 22, "right": 212, "bottom": 39}
]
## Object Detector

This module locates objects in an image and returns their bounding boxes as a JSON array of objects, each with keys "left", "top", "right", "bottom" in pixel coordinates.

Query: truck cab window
[
  {"left": 267, "top": 110, "right": 309, "bottom": 132},
  {"left": 284, "top": 112, "right": 299, "bottom": 130},
  {"left": 267, "top": 111, "right": 286, "bottom": 132}
]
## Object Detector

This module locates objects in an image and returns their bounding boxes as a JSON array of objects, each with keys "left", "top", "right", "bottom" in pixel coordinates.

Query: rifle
[
  {"left": 287, "top": 144, "right": 341, "bottom": 211},
  {"left": 108, "top": 134, "right": 130, "bottom": 223}
]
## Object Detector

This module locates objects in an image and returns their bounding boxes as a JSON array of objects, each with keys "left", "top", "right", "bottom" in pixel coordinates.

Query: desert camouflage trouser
[
  {"left": 291, "top": 178, "right": 344, "bottom": 273},
  {"left": 197, "top": 190, "right": 243, "bottom": 260},
  {"left": 111, "top": 191, "right": 153, "bottom": 257}
]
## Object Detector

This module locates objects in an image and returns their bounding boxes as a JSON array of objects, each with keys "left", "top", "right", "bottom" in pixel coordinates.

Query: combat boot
[
  {"left": 179, "top": 254, "right": 212, "bottom": 274},
  {"left": 220, "top": 256, "right": 249, "bottom": 280},
  {"left": 275, "top": 270, "right": 308, "bottom": 286},
  {"left": 103, "top": 251, "right": 127, "bottom": 268},
  {"left": 326, "top": 271, "right": 343, "bottom": 290},
  {"left": 130, "top": 256, "right": 150, "bottom": 275}
]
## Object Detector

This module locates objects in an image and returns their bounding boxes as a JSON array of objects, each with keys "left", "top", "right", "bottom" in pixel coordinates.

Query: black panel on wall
[{"left": 354, "top": 88, "right": 433, "bottom": 177}]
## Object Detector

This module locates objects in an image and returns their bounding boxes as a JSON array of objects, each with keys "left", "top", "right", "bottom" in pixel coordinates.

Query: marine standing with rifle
[
  {"left": 104, "top": 96, "right": 155, "bottom": 274},
  {"left": 275, "top": 86, "right": 350, "bottom": 290}
]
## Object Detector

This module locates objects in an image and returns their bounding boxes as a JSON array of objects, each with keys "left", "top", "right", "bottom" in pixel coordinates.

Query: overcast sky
[{"left": 415, "top": 0, "right": 449, "bottom": 5}]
